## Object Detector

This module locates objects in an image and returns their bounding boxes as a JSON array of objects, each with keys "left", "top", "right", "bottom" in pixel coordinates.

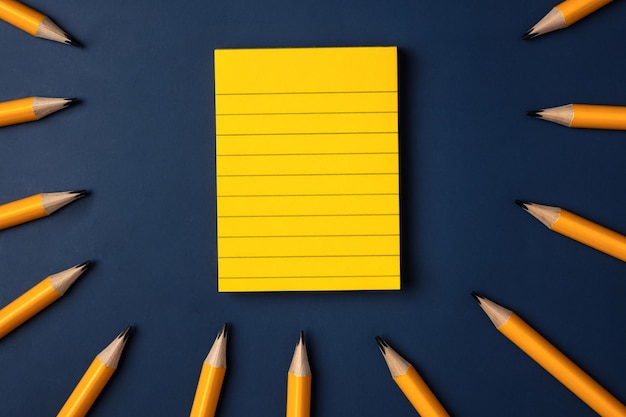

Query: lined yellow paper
[{"left": 215, "top": 46, "right": 400, "bottom": 292}]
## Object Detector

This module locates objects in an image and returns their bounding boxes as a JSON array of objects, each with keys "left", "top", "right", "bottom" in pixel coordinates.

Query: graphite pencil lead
[
  {"left": 522, "top": 29, "right": 533, "bottom": 40},
  {"left": 375, "top": 336, "right": 388, "bottom": 353},
  {"left": 471, "top": 291, "right": 483, "bottom": 304},
  {"left": 65, "top": 35, "right": 82, "bottom": 47},
  {"left": 119, "top": 325, "right": 133, "bottom": 342},
  {"left": 77, "top": 260, "right": 92, "bottom": 271},
  {"left": 515, "top": 200, "right": 528, "bottom": 210},
  {"left": 72, "top": 190, "right": 89, "bottom": 199},
  {"left": 526, "top": 110, "right": 543, "bottom": 118},
  {"left": 64, "top": 98, "right": 80, "bottom": 108},
  {"left": 298, "top": 330, "right": 305, "bottom": 346},
  {"left": 217, "top": 322, "right": 228, "bottom": 339}
]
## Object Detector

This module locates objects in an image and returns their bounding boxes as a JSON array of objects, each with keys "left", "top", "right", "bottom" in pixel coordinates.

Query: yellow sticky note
[{"left": 215, "top": 46, "right": 400, "bottom": 292}]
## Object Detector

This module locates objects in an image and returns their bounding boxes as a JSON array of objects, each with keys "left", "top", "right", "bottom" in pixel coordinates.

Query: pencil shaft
[
  {"left": 0, "top": 278, "right": 59, "bottom": 338},
  {"left": 570, "top": 104, "right": 626, "bottom": 130},
  {"left": 57, "top": 357, "right": 115, "bottom": 417},
  {"left": 394, "top": 367, "right": 449, "bottom": 417},
  {"left": 554, "top": 209, "right": 626, "bottom": 262},
  {"left": 500, "top": 313, "right": 626, "bottom": 416},
  {"left": 0, "top": 194, "right": 46, "bottom": 229},
  {"left": 286, "top": 373, "right": 311, "bottom": 417},
  {"left": 0, "top": 97, "right": 36, "bottom": 126},
  {"left": 0, "top": 0, "right": 44, "bottom": 36},
  {"left": 556, "top": 0, "right": 612, "bottom": 26},
  {"left": 190, "top": 364, "right": 226, "bottom": 417}
]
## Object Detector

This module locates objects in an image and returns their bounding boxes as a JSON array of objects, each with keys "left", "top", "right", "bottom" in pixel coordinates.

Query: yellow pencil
[
  {"left": 286, "top": 331, "right": 311, "bottom": 417},
  {"left": 0, "top": 96, "right": 78, "bottom": 128},
  {"left": 375, "top": 337, "right": 449, "bottom": 417},
  {"left": 190, "top": 323, "right": 228, "bottom": 417},
  {"left": 57, "top": 326, "right": 132, "bottom": 417},
  {"left": 0, "top": 0, "right": 79, "bottom": 45},
  {"left": 472, "top": 292, "right": 626, "bottom": 416},
  {"left": 0, "top": 262, "right": 89, "bottom": 339},
  {"left": 523, "top": 0, "right": 613, "bottom": 39},
  {"left": 517, "top": 200, "right": 626, "bottom": 262},
  {"left": 0, "top": 190, "right": 87, "bottom": 231},
  {"left": 528, "top": 104, "right": 626, "bottom": 130}
]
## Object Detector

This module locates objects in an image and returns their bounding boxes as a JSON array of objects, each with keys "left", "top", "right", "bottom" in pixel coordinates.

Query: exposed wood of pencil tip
[
  {"left": 37, "top": 17, "right": 81, "bottom": 46},
  {"left": 97, "top": 326, "right": 133, "bottom": 369},
  {"left": 49, "top": 261, "right": 92, "bottom": 295},
  {"left": 522, "top": 8, "right": 566, "bottom": 40},
  {"left": 40, "top": 190, "right": 88, "bottom": 216},
  {"left": 205, "top": 323, "right": 228, "bottom": 368},
  {"left": 288, "top": 330, "right": 311, "bottom": 377},
  {"left": 472, "top": 292, "right": 512, "bottom": 328}
]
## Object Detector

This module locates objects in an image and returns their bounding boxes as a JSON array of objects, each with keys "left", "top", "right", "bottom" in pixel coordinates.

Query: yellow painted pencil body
[
  {"left": 0, "top": 0, "right": 44, "bottom": 36},
  {"left": 0, "top": 97, "right": 36, "bottom": 126},
  {"left": 287, "top": 373, "right": 311, "bottom": 417},
  {"left": 556, "top": 0, "right": 612, "bottom": 26},
  {"left": 570, "top": 104, "right": 626, "bottom": 130},
  {"left": 394, "top": 367, "right": 449, "bottom": 417},
  {"left": 190, "top": 364, "right": 226, "bottom": 417},
  {"left": 0, "top": 194, "right": 46, "bottom": 229},
  {"left": 502, "top": 313, "right": 626, "bottom": 416},
  {"left": 57, "top": 357, "right": 115, "bottom": 417},
  {"left": 0, "top": 278, "right": 58, "bottom": 338},
  {"left": 0, "top": 263, "right": 89, "bottom": 339},
  {"left": 475, "top": 294, "right": 626, "bottom": 417},
  {"left": 553, "top": 209, "right": 626, "bottom": 261}
]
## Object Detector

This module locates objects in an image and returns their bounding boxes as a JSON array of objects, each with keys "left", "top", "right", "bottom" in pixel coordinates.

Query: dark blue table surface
[{"left": 1, "top": 0, "right": 625, "bottom": 415}]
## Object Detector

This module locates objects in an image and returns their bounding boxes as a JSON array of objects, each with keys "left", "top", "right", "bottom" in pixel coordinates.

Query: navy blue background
[{"left": 1, "top": 0, "right": 625, "bottom": 415}]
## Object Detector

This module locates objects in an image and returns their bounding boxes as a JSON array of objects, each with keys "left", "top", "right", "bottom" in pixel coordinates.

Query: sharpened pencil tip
[
  {"left": 515, "top": 200, "right": 528, "bottom": 210},
  {"left": 522, "top": 29, "right": 540, "bottom": 40},
  {"left": 77, "top": 260, "right": 91, "bottom": 271},
  {"left": 64, "top": 34, "right": 82, "bottom": 47},
  {"left": 64, "top": 98, "right": 81, "bottom": 108},
  {"left": 471, "top": 291, "right": 483, "bottom": 304},
  {"left": 526, "top": 110, "right": 543, "bottom": 118},
  {"left": 119, "top": 326, "right": 133, "bottom": 341},
  {"left": 375, "top": 336, "right": 388, "bottom": 353},
  {"left": 71, "top": 190, "right": 89, "bottom": 199},
  {"left": 220, "top": 322, "right": 228, "bottom": 338},
  {"left": 298, "top": 330, "right": 305, "bottom": 346}
]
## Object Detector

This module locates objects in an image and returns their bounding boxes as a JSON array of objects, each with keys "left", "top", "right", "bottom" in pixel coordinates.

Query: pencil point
[
  {"left": 119, "top": 325, "right": 133, "bottom": 342},
  {"left": 471, "top": 291, "right": 483, "bottom": 304},
  {"left": 298, "top": 330, "right": 305, "bottom": 346},
  {"left": 65, "top": 36, "right": 82, "bottom": 47},
  {"left": 515, "top": 200, "right": 528, "bottom": 210},
  {"left": 526, "top": 110, "right": 543, "bottom": 118},
  {"left": 64, "top": 98, "right": 80, "bottom": 108},
  {"left": 522, "top": 29, "right": 539, "bottom": 40},
  {"left": 71, "top": 190, "right": 89, "bottom": 200},
  {"left": 77, "top": 260, "right": 91, "bottom": 272},
  {"left": 375, "top": 336, "right": 388, "bottom": 353},
  {"left": 220, "top": 322, "right": 228, "bottom": 338}
]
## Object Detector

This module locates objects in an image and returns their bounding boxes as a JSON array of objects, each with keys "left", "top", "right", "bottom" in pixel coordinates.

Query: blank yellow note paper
[{"left": 215, "top": 46, "right": 400, "bottom": 292}]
